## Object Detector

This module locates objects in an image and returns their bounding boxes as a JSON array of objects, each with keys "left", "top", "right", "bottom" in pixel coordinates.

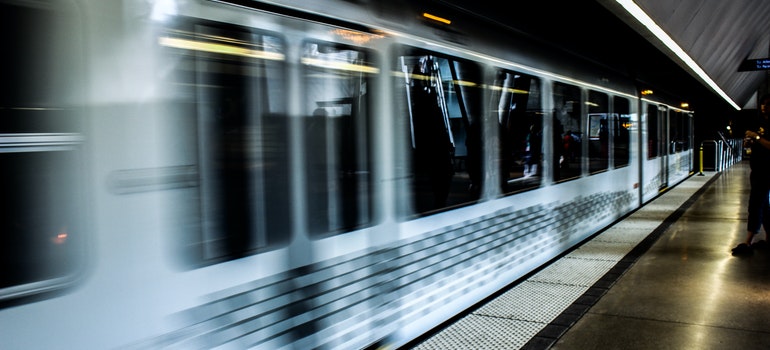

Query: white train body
[{"left": 0, "top": 0, "right": 693, "bottom": 349}]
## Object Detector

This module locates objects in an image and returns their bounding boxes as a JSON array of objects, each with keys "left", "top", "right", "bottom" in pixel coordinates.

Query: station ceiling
[
  {"left": 600, "top": 0, "right": 770, "bottom": 110},
  {"left": 443, "top": 0, "right": 770, "bottom": 114}
]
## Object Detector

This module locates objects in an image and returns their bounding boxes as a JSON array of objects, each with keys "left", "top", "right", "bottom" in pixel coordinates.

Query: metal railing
[{"left": 699, "top": 138, "right": 742, "bottom": 173}]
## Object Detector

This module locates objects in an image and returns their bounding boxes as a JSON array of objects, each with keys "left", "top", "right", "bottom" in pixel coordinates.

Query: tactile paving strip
[
  {"left": 611, "top": 217, "right": 664, "bottom": 231},
  {"left": 412, "top": 315, "right": 545, "bottom": 350},
  {"left": 527, "top": 258, "right": 618, "bottom": 286},
  {"left": 474, "top": 281, "right": 587, "bottom": 322},
  {"left": 569, "top": 240, "right": 637, "bottom": 262}
]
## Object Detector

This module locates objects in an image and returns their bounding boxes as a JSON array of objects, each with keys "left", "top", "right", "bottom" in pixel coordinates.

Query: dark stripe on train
[{"left": 211, "top": 0, "right": 376, "bottom": 34}]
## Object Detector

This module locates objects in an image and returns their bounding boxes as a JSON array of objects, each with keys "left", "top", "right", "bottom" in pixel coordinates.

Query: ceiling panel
[{"left": 609, "top": 0, "right": 770, "bottom": 108}]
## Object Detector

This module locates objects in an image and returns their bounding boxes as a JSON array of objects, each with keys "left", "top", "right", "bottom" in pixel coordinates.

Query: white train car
[{"left": 0, "top": 0, "right": 693, "bottom": 349}]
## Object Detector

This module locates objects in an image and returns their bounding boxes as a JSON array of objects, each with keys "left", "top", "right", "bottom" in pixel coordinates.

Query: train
[{"left": 1, "top": 0, "right": 695, "bottom": 349}]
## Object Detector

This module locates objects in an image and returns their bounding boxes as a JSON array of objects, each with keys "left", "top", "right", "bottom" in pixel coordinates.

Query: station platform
[{"left": 406, "top": 161, "right": 770, "bottom": 349}]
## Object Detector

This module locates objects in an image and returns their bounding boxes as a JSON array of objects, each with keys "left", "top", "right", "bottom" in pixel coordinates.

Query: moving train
[{"left": 1, "top": 0, "right": 694, "bottom": 348}]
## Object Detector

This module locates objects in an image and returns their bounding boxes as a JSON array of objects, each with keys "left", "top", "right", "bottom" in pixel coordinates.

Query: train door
[
  {"left": 162, "top": 20, "right": 292, "bottom": 262},
  {"left": 612, "top": 96, "right": 631, "bottom": 170},
  {"left": 643, "top": 103, "right": 667, "bottom": 202},
  {"left": 300, "top": 40, "right": 376, "bottom": 237},
  {"left": 552, "top": 82, "right": 583, "bottom": 182},
  {"left": 660, "top": 105, "right": 669, "bottom": 189},
  {"left": 666, "top": 108, "right": 692, "bottom": 182},
  {"left": 491, "top": 68, "right": 543, "bottom": 194},
  {"left": 687, "top": 111, "right": 695, "bottom": 171}
]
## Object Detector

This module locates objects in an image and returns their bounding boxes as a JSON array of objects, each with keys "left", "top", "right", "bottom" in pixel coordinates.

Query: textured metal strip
[
  {"left": 412, "top": 315, "right": 544, "bottom": 350},
  {"left": 474, "top": 281, "right": 587, "bottom": 322}
]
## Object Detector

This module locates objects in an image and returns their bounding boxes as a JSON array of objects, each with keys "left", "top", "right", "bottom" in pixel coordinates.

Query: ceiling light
[{"left": 615, "top": 0, "right": 740, "bottom": 110}]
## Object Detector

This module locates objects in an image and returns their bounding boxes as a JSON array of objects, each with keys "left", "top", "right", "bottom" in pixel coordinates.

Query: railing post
[{"left": 698, "top": 144, "right": 705, "bottom": 176}]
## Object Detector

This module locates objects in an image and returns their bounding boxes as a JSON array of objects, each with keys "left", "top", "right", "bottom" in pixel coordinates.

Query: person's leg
[
  {"left": 734, "top": 182, "right": 763, "bottom": 254},
  {"left": 757, "top": 186, "right": 770, "bottom": 246},
  {"left": 746, "top": 183, "right": 765, "bottom": 243}
]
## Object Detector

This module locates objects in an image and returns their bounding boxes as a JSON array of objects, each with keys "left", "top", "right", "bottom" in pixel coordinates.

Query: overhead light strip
[
  {"left": 423, "top": 13, "right": 451, "bottom": 25},
  {"left": 616, "top": 0, "right": 741, "bottom": 110}
]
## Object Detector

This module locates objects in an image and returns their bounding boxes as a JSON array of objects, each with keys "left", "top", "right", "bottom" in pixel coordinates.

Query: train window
[
  {"left": 647, "top": 104, "right": 660, "bottom": 159},
  {"left": 613, "top": 96, "right": 631, "bottom": 168},
  {"left": 1, "top": 3, "right": 85, "bottom": 299},
  {"left": 491, "top": 69, "right": 543, "bottom": 194},
  {"left": 588, "top": 90, "right": 609, "bottom": 174},
  {"left": 301, "top": 41, "right": 375, "bottom": 237},
  {"left": 681, "top": 111, "right": 691, "bottom": 151},
  {"left": 552, "top": 82, "right": 583, "bottom": 182},
  {"left": 1, "top": 148, "right": 85, "bottom": 292},
  {"left": 684, "top": 112, "right": 692, "bottom": 150},
  {"left": 395, "top": 48, "right": 483, "bottom": 216},
  {"left": 162, "top": 21, "right": 291, "bottom": 262},
  {"left": 670, "top": 110, "right": 685, "bottom": 152}
]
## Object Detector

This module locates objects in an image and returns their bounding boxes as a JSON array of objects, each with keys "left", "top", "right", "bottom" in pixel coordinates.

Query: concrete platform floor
[{"left": 552, "top": 161, "right": 770, "bottom": 349}]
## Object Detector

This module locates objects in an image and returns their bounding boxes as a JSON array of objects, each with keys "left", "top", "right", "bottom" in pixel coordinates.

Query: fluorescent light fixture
[
  {"left": 158, "top": 37, "right": 285, "bottom": 61},
  {"left": 302, "top": 58, "right": 380, "bottom": 74},
  {"left": 423, "top": 13, "right": 451, "bottom": 25},
  {"left": 616, "top": 0, "right": 740, "bottom": 110}
]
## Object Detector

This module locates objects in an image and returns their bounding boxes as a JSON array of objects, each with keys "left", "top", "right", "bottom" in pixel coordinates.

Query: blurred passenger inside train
[
  {"left": 524, "top": 123, "right": 542, "bottom": 177},
  {"left": 732, "top": 94, "right": 770, "bottom": 255}
]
